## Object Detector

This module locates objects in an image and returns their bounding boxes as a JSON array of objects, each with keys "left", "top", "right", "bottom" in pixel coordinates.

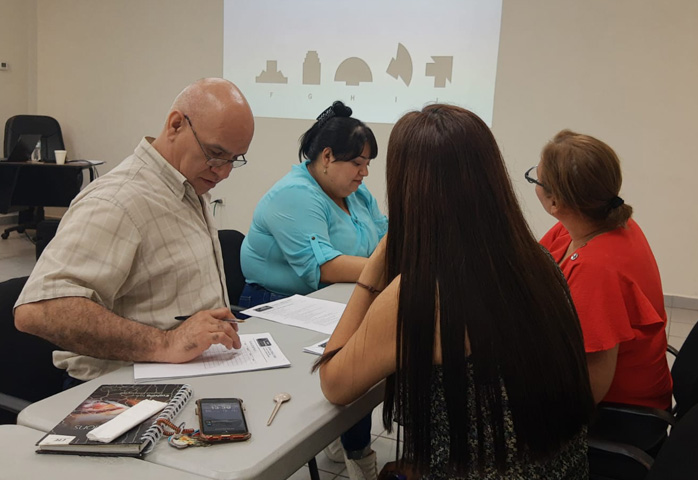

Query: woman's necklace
[
  {"left": 563, "top": 227, "right": 609, "bottom": 262},
  {"left": 307, "top": 162, "right": 350, "bottom": 214}
]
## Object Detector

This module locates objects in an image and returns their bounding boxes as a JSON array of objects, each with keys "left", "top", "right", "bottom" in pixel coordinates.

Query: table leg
[{"left": 308, "top": 456, "right": 320, "bottom": 480}]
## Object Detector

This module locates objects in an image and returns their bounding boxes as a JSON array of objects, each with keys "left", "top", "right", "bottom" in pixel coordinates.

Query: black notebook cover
[{"left": 36, "top": 383, "right": 192, "bottom": 457}]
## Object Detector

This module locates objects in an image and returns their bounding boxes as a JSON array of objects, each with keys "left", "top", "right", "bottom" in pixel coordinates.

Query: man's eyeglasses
[
  {"left": 525, "top": 165, "right": 546, "bottom": 189},
  {"left": 184, "top": 115, "right": 247, "bottom": 168}
]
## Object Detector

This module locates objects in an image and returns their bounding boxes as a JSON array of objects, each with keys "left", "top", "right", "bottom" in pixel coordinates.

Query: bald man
[{"left": 14, "top": 78, "right": 254, "bottom": 384}]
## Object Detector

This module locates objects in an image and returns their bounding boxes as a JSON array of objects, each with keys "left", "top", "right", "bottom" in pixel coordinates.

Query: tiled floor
[
  {"left": 0, "top": 232, "right": 36, "bottom": 283},
  {"left": 1, "top": 231, "right": 696, "bottom": 479}
]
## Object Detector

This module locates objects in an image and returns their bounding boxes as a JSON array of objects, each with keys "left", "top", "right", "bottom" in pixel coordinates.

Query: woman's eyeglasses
[{"left": 525, "top": 165, "right": 546, "bottom": 189}]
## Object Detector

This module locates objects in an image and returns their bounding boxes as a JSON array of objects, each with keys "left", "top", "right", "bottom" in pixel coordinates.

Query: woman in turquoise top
[
  {"left": 239, "top": 101, "right": 387, "bottom": 480},
  {"left": 240, "top": 101, "right": 387, "bottom": 299}
]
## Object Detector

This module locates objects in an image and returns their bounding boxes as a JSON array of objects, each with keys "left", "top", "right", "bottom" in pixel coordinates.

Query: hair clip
[
  {"left": 316, "top": 101, "right": 352, "bottom": 125},
  {"left": 316, "top": 105, "right": 336, "bottom": 124}
]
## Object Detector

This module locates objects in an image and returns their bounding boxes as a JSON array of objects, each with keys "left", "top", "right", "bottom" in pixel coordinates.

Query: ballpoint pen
[{"left": 174, "top": 315, "right": 245, "bottom": 322}]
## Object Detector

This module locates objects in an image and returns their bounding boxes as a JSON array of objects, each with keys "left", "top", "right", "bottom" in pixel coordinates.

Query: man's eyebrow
[
  {"left": 203, "top": 142, "right": 231, "bottom": 155},
  {"left": 205, "top": 141, "right": 251, "bottom": 158}
]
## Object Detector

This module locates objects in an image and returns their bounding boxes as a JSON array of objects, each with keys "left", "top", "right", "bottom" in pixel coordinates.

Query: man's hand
[{"left": 160, "top": 308, "right": 242, "bottom": 364}]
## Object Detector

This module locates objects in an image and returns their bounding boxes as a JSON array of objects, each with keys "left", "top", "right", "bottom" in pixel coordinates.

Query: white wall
[
  {"left": 4, "top": 0, "right": 696, "bottom": 299},
  {"left": 34, "top": 0, "right": 224, "bottom": 163},
  {"left": 493, "top": 1, "right": 698, "bottom": 300},
  {"left": 0, "top": 0, "right": 37, "bottom": 147}
]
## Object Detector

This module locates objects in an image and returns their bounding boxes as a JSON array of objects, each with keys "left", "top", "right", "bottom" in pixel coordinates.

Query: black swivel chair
[
  {"left": 589, "top": 402, "right": 698, "bottom": 480},
  {"left": 4, "top": 115, "right": 65, "bottom": 163},
  {"left": 588, "top": 320, "right": 698, "bottom": 479},
  {"left": 218, "top": 229, "right": 246, "bottom": 312},
  {"left": 35, "top": 218, "right": 61, "bottom": 260},
  {"left": 2, "top": 115, "right": 67, "bottom": 239},
  {"left": 644, "top": 402, "right": 698, "bottom": 480},
  {"left": 0, "top": 276, "right": 64, "bottom": 424}
]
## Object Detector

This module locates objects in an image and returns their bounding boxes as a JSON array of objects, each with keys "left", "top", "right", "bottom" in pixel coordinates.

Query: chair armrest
[
  {"left": 0, "top": 393, "right": 31, "bottom": 414},
  {"left": 590, "top": 402, "right": 674, "bottom": 454},
  {"left": 667, "top": 344, "right": 679, "bottom": 357},
  {"left": 588, "top": 435, "right": 654, "bottom": 472},
  {"left": 598, "top": 402, "right": 676, "bottom": 427}
]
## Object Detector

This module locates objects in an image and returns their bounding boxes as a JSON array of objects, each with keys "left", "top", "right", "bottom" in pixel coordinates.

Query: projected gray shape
[
  {"left": 335, "top": 57, "right": 372, "bottom": 86},
  {"left": 256, "top": 60, "right": 288, "bottom": 84},
  {"left": 425, "top": 56, "right": 453, "bottom": 88},
  {"left": 303, "top": 51, "right": 321, "bottom": 85},
  {"left": 386, "top": 43, "right": 413, "bottom": 86}
]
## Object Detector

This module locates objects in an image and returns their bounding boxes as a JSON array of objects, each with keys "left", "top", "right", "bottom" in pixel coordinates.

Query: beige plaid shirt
[{"left": 16, "top": 137, "right": 229, "bottom": 380}]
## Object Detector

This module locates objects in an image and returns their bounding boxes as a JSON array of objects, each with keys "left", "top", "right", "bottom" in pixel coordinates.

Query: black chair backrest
[
  {"left": 671, "top": 320, "right": 698, "bottom": 419},
  {"left": 4, "top": 115, "right": 65, "bottom": 162},
  {"left": 218, "top": 229, "right": 246, "bottom": 307},
  {"left": 35, "top": 219, "right": 61, "bottom": 260},
  {"left": 645, "top": 402, "right": 698, "bottom": 480},
  {"left": 0, "top": 277, "right": 64, "bottom": 406}
]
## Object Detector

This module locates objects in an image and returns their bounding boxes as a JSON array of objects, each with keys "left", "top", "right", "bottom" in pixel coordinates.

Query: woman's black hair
[{"left": 298, "top": 100, "right": 378, "bottom": 163}]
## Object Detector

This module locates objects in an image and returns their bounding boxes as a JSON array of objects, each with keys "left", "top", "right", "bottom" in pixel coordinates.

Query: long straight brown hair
[{"left": 382, "top": 105, "right": 594, "bottom": 474}]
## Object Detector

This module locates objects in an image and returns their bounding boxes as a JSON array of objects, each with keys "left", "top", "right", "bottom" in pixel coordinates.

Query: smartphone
[{"left": 195, "top": 398, "right": 251, "bottom": 442}]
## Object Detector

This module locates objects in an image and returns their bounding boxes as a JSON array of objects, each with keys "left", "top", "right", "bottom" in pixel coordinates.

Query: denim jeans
[
  {"left": 238, "top": 283, "right": 289, "bottom": 319},
  {"left": 341, "top": 413, "right": 372, "bottom": 454},
  {"left": 62, "top": 371, "right": 84, "bottom": 391},
  {"left": 238, "top": 283, "right": 289, "bottom": 308}
]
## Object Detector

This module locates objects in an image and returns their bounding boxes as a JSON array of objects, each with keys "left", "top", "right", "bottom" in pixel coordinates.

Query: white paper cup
[{"left": 54, "top": 150, "right": 67, "bottom": 165}]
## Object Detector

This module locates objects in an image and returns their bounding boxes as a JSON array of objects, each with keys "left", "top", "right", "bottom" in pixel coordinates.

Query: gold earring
[{"left": 323, "top": 168, "right": 327, "bottom": 174}]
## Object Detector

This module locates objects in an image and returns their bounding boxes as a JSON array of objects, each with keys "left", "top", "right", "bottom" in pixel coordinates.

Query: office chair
[
  {"left": 35, "top": 218, "right": 61, "bottom": 259},
  {"left": 4, "top": 115, "right": 65, "bottom": 163},
  {"left": 218, "top": 229, "right": 246, "bottom": 313},
  {"left": 644, "top": 402, "right": 698, "bottom": 480},
  {"left": 2, "top": 115, "right": 66, "bottom": 239},
  {"left": 0, "top": 276, "right": 64, "bottom": 425},
  {"left": 589, "top": 401, "right": 698, "bottom": 480},
  {"left": 588, "top": 319, "right": 698, "bottom": 479}
]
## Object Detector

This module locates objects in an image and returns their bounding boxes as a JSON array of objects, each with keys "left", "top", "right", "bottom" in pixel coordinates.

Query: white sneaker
[
  {"left": 323, "top": 437, "right": 345, "bottom": 463},
  {"left": 344, "top": 449, "right": 378, "bottom": 480}
]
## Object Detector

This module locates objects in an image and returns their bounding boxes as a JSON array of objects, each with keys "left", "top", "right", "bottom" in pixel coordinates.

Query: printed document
[
  {"left": 133, "top": 333, "right": 290, "bottom": 381},
  {"left": 303, "top": 338, "right": 330, "bottom": 356},
  {"left": 240, "top": 295, "right": 346, "bottom": 334}
]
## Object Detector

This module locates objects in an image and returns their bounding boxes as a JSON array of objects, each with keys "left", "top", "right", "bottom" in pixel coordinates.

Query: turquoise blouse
[{"left": 240, "top": 161, "right": 388, "bottom": 296}]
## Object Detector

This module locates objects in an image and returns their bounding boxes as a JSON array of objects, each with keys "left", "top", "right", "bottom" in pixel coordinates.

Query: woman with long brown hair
[{"left": 316, "top": 105, "right": 594, "bottom": 479}]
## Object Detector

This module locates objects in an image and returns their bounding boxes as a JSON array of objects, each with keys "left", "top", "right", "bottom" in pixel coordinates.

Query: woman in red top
[{"left": 528, "top": 129, "right": 672, "bottom": 409}]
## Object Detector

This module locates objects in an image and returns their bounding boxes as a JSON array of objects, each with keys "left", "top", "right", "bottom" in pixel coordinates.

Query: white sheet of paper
[
  {"left": 133, "top": 333, "right": 290, "bottom": 381},
  {"left": 241, "top": 295, "right": 346, "bottom": 334},
  {"left": 303, "top": 338, "right": 330, "bottom": 356}
]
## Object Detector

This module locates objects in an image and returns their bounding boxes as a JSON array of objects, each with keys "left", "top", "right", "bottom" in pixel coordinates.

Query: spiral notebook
[{"left": 36, "top": 383, "right": 192, "bottom": 457}]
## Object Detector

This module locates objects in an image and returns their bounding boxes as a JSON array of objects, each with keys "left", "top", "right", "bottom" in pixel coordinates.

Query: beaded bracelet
[{"left": 356, "top": 281, "right": 382, "bottom": 294}]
